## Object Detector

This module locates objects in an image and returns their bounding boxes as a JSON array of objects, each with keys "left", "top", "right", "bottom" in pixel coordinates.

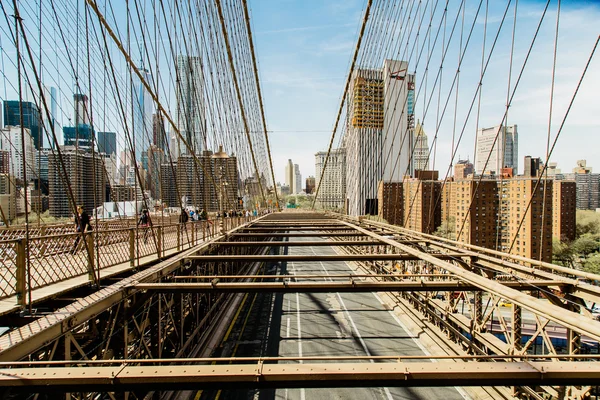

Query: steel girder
[
  {"left": 132, "top": 280, "right": 563, "bottom": 293},
  {"left": 230, "top": 232, "right": 366, "bottom": 237},
  {"left": 185, "top": 253, "right": 469, "bottom": 262},
  {"left": 214, "top": 241, "right": 385, "bottom": 246},
  {"left": 0, "top": 219, "right": 262, "bottom": 362},
  {"left": 0, "top": 361, "right": 599, "bottom": 391},
  {"left": 341, "top": 221, "right": 600, "bottom": 343}
]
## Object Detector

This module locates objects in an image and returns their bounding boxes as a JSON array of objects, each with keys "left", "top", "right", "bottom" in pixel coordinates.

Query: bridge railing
[
  {"left": 0, "top": 215, "right": 185, "bottom": 241},
  {"left": 0, "top": 216, "right": 254, "bottom": 308}
]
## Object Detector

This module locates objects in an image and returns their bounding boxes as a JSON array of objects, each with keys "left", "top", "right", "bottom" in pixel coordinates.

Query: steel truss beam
[
  {"left": 0, "top": 219, "right": 262, "bottom": 361},
  {"left": 240, "top": 227, "right": 354, "bottom": 231},
  {"left": 213, "top": 241, "right": 384, "bottom": 246},
  {"left": 230, "top": 233, "right": 367, "bottom": 237},
  {"left": 341, "top": 221, "right": 600, "bottom": 342},
  {"left": 185, "top": 254, "right": 470, "bottom": 262},
  {"left": 1, "top": 361, "right": 599, "bottom": 391},
  {"left": 361, "top": 218, "right": 600, "bottom": 283},
  {"left": 132, "top": 280, "right": 563, "bottom": 294}
]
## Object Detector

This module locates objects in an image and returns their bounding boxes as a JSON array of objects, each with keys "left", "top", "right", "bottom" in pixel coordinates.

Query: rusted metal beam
[
  {"left": 186, "top": 253, "right": 470, "bottom": 262},
  {"left": 213, "top": 240, "right": 383, "bottom": 246},
  {"left": 230, "top": 232, "right": 366, "bottom": 237},
  {"left": 213, "top": 240, "right": 423, "bottom": 246},
  {"left": 241, "top": 227, "right": 354, "bottom": 231},
  {"left": 133, "top": 280, "right": 563, "bottom": 294},
  {"left": 174, "top": 274, "right": 450, "bottom": 280},
  {"left": 1, "top": 362, "right": 599, "bottom": 391},
  {"left": 342, "top": 221, "right": 600, "bottom": 342}
]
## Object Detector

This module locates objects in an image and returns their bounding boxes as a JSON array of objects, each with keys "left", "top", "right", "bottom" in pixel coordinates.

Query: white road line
[
  {"left": 286, "top": 317, "right": 290, "bottom": 338},
  {"left": 290, "top": 260, "right": 306, "bottom": 400},
  {"left": 341, "top": 257, "right": 471, "bottom": 400},
  {"left": 310, "top": 248, "right": 393, "bottom": 400}
]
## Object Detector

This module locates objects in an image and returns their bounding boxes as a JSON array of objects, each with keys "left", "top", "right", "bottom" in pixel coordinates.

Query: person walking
[
  {"left": 72, "top": 205, "right": 92, "bottom": 254},
  {"left": 179, "top": 208, "right": 189, "bottom": 233},
  {"left": 137, "top": 209, "right": 151, "bottom": 243}
]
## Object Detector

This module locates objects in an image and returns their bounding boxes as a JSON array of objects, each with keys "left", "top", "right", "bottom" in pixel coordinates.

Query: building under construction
[{"left": 345, "top": 60, "right": 416, "bottom": 216}]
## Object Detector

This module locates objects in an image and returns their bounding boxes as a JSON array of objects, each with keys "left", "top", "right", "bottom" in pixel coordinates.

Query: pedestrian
[
  {"left": 179, "top": 208, "right": 189, "bottom": 229},
  {"left": 72, "top": 205, "right": 92, "bottom": 254},
  {"left": 137, "top": 209, "right": 151, "bottom": 243},
  {"left": 200, "top": 208, "right": 207, "bottom": 220}
]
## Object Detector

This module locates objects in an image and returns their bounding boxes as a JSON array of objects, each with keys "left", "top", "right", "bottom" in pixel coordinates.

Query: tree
[
  {"left": 576, "top": 210, "right": 600, "bottom": 237},
  {"left": 572, "top": 234, "right": 600, "bottom": 257},
  {"left": 434, "top": 217, "right": 456, "bottom": 240},
  {"left": 583, "top": 253, "right": 600, "bottom": 275},
  {"left": 552, "top": 238, "right": 575, "bottom": 268}
]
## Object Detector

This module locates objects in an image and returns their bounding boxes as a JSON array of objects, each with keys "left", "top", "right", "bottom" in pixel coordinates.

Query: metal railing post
[
  {"left": 16, "top": 238, "right": 26, "bottom": 309},
  {"left": 191, "top": 222, "right": 196, "bottom": 245},
  {"left": 39, "top": 226, "right": 47, "bottom": 255},
  {"left": 203, "top": 222, "right": 206, "bottom": 241},
  {"left": 129, "top": 228, "right": 135, "bottom": 267},
  {"left": 86, "top": 233, "right": 95, "bottom": 283},
  {"left": 177, "top": 224, "right": 181, "bottom": 251},
  {"left": 157, "top": 226, "right": 163, "bottom": 258}
]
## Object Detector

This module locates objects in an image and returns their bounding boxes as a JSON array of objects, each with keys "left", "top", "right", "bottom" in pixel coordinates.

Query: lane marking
[
  {"left": 310, "top": 248, "right": 393, "bottom": 400},
  {"left": 286, "top": 317, "right": 290, "bottom": 338},
  {"left": 290, "top": 260, "right": 306, "bottom": 400},
  {"left": 338, "top": 250, "right": 471, "bottom": 400}
]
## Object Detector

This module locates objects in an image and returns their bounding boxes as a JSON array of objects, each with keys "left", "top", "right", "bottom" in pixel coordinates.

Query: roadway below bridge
[{"left": 199, "top": 231, "right": 467, "bottom": 400}]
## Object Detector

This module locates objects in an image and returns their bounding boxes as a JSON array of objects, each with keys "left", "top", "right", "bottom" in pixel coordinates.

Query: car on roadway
[
  {"left": 588, "top": 305, "right": 600, "bottom": 320},
  {"left": 498, "top": 299, "right": 512, "bottom": 307}
]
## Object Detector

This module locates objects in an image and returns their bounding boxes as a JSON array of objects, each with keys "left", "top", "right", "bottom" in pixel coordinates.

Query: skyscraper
[
  {"left": 413, "top": 121, "right": 429, "bottom": 171},
  {"left": 285, "top": 159, "right": 294, "bottom": 190},
  {"left": 176, "top": 55, "right": 205, "bottom": 154},
  {"left": 133, "top": 68, "right": 153, "bottom": 162},
  {"left": 98, "top": 131, "right": 117, "bottom": 156},
  {"left": 474, "top": 125, "right": 518, "bottom": 175},
  {"left": 315, "top": 149, "right": 346, "bottom": 209},
  {"left": 293, "top": 164, "right": 302, "bottom": 194},
  {"left": 3, "top": 101, "right": 42, "bottom": 150},
  {"left": 345, "top": 59, "right": 415, "bottom": 216},
  {"left": 42, "top": 86, "right": 58, "bottom": 149},
  {"left": 0, "top": 126, "right": 36, "bottom": 181},
  {"left": 145, "top": 145, "right": 164, "bottom": 201},
  {"left": 152, "top": 112, "right": 168, "bottom": 153},
  {"left": 73, "top": 93, "right": 89, "bottom": 126},
  {"left": 63, "top": 124, "right": 94, "bottom": 149},
  {"left": 48, "top": 149, "right": 105, "bottom": 217},
  {"left": 305, "top": 176, "right": 315, "bottom": 194}
]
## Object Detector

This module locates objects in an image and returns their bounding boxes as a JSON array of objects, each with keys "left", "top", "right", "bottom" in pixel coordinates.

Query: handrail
[{"left": 0, "top": 216, "right": 258, "bottom": 308}]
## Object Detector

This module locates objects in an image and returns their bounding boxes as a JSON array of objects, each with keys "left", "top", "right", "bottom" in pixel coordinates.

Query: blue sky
[
  {"left": 248, "top": 0, "right": 600, "bottom": 183},
  {"left": 0, "top": 0, "right": 598, "bottom": 187}
]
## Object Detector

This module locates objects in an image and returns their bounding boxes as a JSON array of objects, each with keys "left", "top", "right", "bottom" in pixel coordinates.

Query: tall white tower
[
  {"left": 176, "top": 55, "right": 205, "bottom": 155},
  {"left": 474, "top": 125, "right": 518, "bottom": 175},
  {"left": 285, "top": 159, "right": 294, "bottom": 190},
  {"left": 133, "top": 67, "right": 153, "bottom": 162}
]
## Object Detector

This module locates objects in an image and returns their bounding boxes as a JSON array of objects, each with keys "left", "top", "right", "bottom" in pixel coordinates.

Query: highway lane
[{"left": 201, "top": 234, "right": 466, "bottom": 400}]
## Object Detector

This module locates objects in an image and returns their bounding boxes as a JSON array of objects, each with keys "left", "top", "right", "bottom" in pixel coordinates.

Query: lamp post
[{"left": 211, "top": 145, "right": 229, "bottom": 235}]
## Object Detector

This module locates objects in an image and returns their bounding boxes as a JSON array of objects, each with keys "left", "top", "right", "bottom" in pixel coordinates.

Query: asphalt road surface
[{"left": 200, "top": 234, "right": 466, "bottom": 400}]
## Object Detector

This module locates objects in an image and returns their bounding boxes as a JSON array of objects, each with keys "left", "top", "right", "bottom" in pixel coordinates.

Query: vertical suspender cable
[
  {"left": 11, "top": 1, "right": 32, "bottom": 313},
  {"left": 312, "top": 0, "right": 373, "bottom": 210},
  {"left": 241, "top": 0, "right": 279, "bottom": 209}
]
